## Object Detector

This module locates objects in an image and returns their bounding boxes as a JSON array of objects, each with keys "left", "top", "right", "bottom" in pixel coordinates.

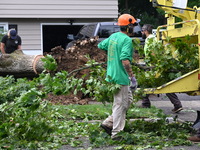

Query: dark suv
[{"left": 66, "top": 21, "right": 144, "bottom": 48}]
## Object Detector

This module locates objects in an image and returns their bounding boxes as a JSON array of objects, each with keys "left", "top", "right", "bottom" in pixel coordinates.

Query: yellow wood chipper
[{"left": 144, "top": 0, "right": 200, "bottom": 96}]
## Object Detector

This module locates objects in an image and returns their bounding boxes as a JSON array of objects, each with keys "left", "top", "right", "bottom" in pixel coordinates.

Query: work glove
[{"left": 129, "top": 76, "right": 138, "bottom": 92}]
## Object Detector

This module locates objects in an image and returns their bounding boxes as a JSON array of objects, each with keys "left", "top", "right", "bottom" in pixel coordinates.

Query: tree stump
[{"left": 0, "top": 50, "right": 44, "bottom": 78}]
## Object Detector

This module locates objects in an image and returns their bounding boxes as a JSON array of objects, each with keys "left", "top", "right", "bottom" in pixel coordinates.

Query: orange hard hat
[{"left": 118, "top": 14, "right": 136, "bottom": 26}]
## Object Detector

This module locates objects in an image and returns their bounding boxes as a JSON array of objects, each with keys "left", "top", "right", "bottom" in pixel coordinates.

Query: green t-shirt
[{"left": 98, "top": 32, "right": 134, "bottom": 85}]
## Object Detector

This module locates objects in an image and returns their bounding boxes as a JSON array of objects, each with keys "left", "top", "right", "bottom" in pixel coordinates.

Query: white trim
[
  {"left": 23, "top": 50, "right": 43, "bottom": 55},
  {"left": 41, "top": 23, "right": 87, "bottom": 25},
  {"left": 40, "top": 23, "right": 43, "bottom": 54},
  {"left": 0, "top": 22, "right": 8, "bottom": 34}
]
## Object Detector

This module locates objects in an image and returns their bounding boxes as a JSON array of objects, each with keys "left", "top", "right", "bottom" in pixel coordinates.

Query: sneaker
[
  {"left": 100, "top": 124, "right": 112, "bottom": 136},
  {"left": 112, "top": 135, "right": 123, "bottom": 141},
  {"left": 139, "top": 105, "right": 151, "bottom": 108},
  {"left": 188, "top": 136, "right": 200, "bottom": 143},
  {"left": 172, "top": 107, "right": 183, "bottom": 113}
]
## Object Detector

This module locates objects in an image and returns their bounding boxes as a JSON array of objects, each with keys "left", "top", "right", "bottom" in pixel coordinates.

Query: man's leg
[
  {"left": 166, "top": 93, "right": 183, "bottom": 113},
  {"left": 111, "top": 85, "right": 132, "bottom": 138},
  {"left": 101, "top": 115, "right": 113, "bottom": 136},
  {"left": 141, "top": 94, "right": 151, "bottom": 108},
  {"left": 101, "top": 86, "right": 132, "bottom": 138},
  {"left": 188, "top": 128, "right": 200, "bottom": 142}
]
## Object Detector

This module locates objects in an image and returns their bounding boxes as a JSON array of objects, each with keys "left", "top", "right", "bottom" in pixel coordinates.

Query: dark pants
[
  {"left": 142, "top": 93, "right": 182, "bottom": 108},
  {"left": 197, "top": 128, "right": 200, "bottom": 137}
]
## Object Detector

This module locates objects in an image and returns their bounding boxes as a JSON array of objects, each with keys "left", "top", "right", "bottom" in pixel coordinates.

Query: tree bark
[{"left": 0, "top": 50, "right": 44, "bottom": 78}]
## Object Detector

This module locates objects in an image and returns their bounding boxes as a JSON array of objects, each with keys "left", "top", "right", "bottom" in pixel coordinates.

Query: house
[{"left": 0, "top": 0, "right": 118, "bottom": 55}]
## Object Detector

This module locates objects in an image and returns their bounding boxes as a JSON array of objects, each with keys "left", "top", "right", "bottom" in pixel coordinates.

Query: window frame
[{"left": 0, "top": 22, "right": 8, "bottom": 34}]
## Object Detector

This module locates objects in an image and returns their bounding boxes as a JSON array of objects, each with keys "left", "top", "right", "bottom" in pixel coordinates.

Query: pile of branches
[{"left": 45, "top": 36, "right": 107, "bottom": 78}]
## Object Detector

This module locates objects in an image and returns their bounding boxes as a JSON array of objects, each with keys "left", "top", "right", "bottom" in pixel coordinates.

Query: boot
[{"left": 188, "top": 136, "right": 200, "bottom": 143}]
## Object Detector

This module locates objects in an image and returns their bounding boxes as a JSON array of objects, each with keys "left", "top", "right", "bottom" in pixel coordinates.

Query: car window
[
  {"left": 98, "top": 25, "right": 120, "bottom": 38},
  {"left": 76, "top": 24, "right": 96, "bottom": 39},
  {"left": 76, "top": 25, "right": 88, "bottom": 39},
  {"left": 86, "top": 25, "right": 96, "bottom": 38},
  {"left": 133, "top": 24, "right": 142, "bottom": 37}
]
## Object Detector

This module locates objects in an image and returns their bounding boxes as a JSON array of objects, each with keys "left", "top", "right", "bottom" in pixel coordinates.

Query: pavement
[
  {"left": 135, "top": 93, "right": 200, "bottom": 150},
  {"left": 142, "top": 93, "right": 200, "bottom": 123}
]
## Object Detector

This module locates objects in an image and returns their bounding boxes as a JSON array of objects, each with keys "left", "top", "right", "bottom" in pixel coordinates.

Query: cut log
[
  {"left": 0, "top": 36, "right": 105, "bottom": 79},
  {"left": 0, "top": 50, "right": 44, "bottom": 78}
]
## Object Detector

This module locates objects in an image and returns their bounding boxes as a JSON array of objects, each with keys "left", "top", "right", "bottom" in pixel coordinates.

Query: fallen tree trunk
[
  {"left": 0, "top": 37, "right": 106, "bottom": 79},
  {"left": 0, "top": 50, "right": 44, "bottom": 78}
]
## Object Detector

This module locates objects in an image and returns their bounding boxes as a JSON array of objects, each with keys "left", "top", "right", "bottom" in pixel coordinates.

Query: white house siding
[
  {"left": 0, "top": 0, "right": 118, "bottom": 55},
  {"left": 0, "top": 18, "right": 117, "bottom": 54},
  {"left": 0, "top": 0, "right": 118, "bottom": 19},
  {"left": 18, "top": 22, "right": 41, "bottom": 54},
  {"left": 0, "top": 19, "right": 41, "bottom": 54}
]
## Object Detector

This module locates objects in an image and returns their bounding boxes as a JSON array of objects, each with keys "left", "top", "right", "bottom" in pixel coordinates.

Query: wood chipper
[
  {"left": 143, "top": 0, "right": 200, "bottom": 96},
  {"left": 139, "top": 0, "right": 200, "bottom": 129}
]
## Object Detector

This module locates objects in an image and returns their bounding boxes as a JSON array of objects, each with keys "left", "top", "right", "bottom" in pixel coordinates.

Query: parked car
[{"left": 66, "top": 21, "right": 144, "bottom": 49}]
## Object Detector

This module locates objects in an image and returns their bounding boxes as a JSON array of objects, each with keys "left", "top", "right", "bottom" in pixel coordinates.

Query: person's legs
[
  {"left": 166, "top": 93, "right": 183, "bottom": 113},
  {"left": 188, "top": 128, "right": 200, "bottom": 142},
  {"left": 141, "top": 94, "right": 151, "bottom": 108},
  {"left": 102, "top": 115, "right": 113, "bottom": 129},
  {"left": 111, "top": 85, "right": 132, "bottom": 138},
  {"left": 101, "top": 85, "right": 133, "bottom": 138},
  {"left": 101, "top": 115, "right": 113, "bottom": 135},
  {"left": 196, "top": 129, "right": 200, "bottom": 138}
]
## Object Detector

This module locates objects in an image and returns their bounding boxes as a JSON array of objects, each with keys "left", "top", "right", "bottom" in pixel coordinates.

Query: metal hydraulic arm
[{"left": 149, "top": 0, "right": 200, "bottom": 21}]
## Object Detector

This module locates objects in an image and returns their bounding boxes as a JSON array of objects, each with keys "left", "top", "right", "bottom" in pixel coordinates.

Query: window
[
  {"left": 77, "top": 25, "right": 88, "bottom": 39},
  {"left": 9, "top": 24, "right": 18, "bottom": 33},
  {"left": 98, "top": 25, "right": 120, "bottom": 38},
  {"left": 86, "top": 25, "right": 95, "bottom": 38},
  {"left": 0, "top": 22, "right": 8, "bottom": 34},
  {"left": 77, "top": 24, "right": 96, "bottom": 39}
]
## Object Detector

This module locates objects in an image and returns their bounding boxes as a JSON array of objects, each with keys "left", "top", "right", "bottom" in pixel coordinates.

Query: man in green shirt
[{"left": 98, "top": 14, "right": 137, "bottom": 140}]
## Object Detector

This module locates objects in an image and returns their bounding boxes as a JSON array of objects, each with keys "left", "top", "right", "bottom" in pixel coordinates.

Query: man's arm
[
  {"left": 17, "top": 45, "right": 22, "bottom": 50},
  {"left": 17, "top": 36, "right": 22, "bottom": 50},
  {"left": 0, "top": 42, "right": 6, "bottom": 54},
  {"left": 123, "top": 59, "right": 138, "bottom": 91},
  {"left": 97, "top": 38, "right": 109, "bottom": 51},
  {"left": 122, "top": 60, "right": 134, "bottom": 77}
]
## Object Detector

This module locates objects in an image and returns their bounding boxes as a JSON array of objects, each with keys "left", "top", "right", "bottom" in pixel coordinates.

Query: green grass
[
  {"left": 52, "top": 103, "right": 168, "bottom": 121},
  {"left": 53, "top": 103, "right": 194, "bottom": 149},
  {"left": 0, "top": 101, "right": 194, "bottom": 150},
  {"left": 53, "top": 103, "right": 112, "bottom": 120}
]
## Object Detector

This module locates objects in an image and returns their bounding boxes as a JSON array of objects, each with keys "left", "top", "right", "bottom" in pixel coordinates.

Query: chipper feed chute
[{"left": 144, "top": 69, "right": 200, "bottom": 96}]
